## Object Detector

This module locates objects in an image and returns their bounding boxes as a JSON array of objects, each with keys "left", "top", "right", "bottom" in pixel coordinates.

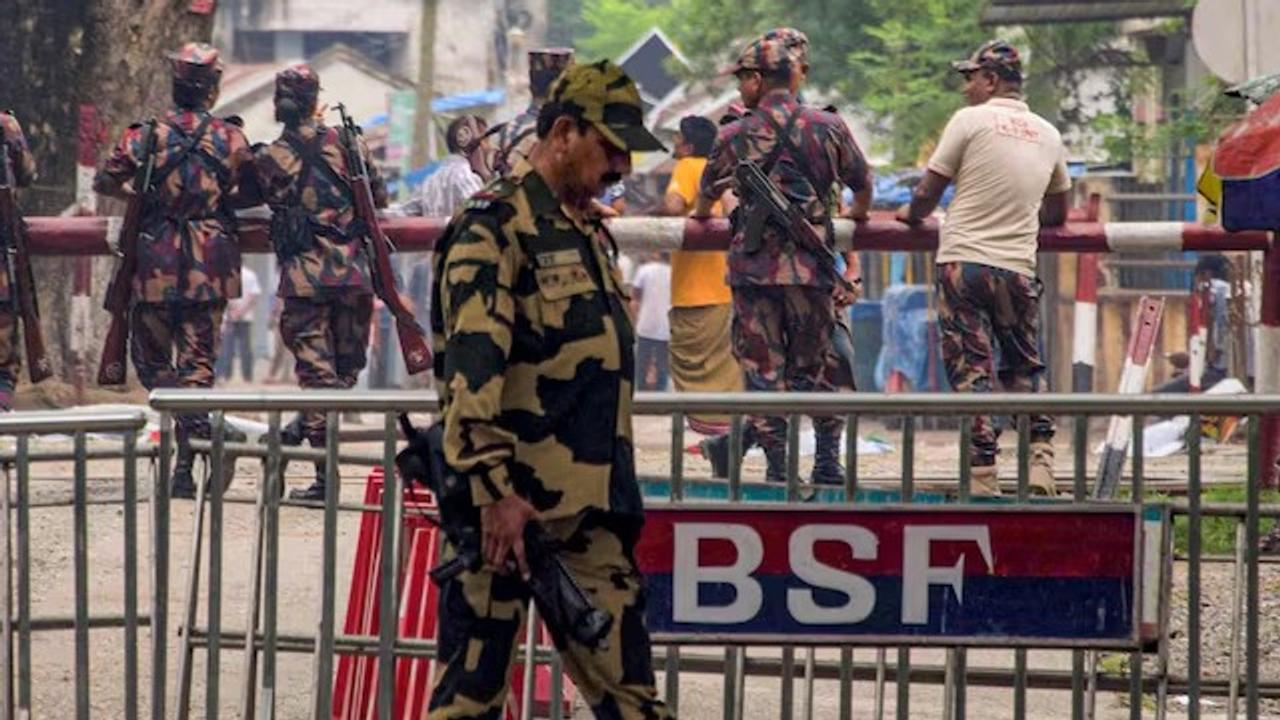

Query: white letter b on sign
[{"left": 672, "top": 524, "right": 763, "bottom": 624}]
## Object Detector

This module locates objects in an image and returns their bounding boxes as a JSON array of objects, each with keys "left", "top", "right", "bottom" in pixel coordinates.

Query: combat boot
[
  {"left": 810, "top": 432, "right": 845, "bottom": 486},
  {"left": 1028, "top": 442, "right": 1057, "bottom": 497},
  {"left": 764, "top": 447, "right": 787, "bottom": 484},
  {"left": 171, "top": 437, "right": 199, "bottom": 500},
  {"left": 288, "top": 463, "right": 327, "bottom": 502},
  {"left": 969, "top": 464, "right": 1001, "bottom": 497},
  {"left": 699, "top": 426, "right": 758, "bottom": 480},
  {"left": 259, "top": 414, "right": 306, "bottom": 447}
]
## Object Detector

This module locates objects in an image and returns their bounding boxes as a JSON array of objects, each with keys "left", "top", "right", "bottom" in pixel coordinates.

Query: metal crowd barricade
[
  {"left": 0, "top": 409, "right": 149, "bottom": 720},
  {"left": 6, "top": 391, "right": 1279, "bottom": 719}
]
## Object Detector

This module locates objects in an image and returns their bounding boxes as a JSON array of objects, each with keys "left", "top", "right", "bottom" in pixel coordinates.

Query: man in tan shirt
[{"left": 897, "top": 39, "right": 1071, "bottom": 496}]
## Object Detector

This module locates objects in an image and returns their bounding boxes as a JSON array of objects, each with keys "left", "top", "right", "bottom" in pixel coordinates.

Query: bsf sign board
[{"left": 635, "top": 505, "right": 1145, "bottom": 649}]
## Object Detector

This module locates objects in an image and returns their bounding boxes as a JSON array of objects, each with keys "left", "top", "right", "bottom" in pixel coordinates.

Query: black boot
[
  {"left": 259, "top": 414, "right": 306, "bottom": 447},
  {"left": 810, "top": 431, "right": 845, "bottom": 486},
  {"left": 288, "top": 462, "right": 327, "bottom": 501},
  {"left": 699, "top": 426, "right": 759, "bottom": 480},
  {"left": 171, "top": 432, "right": 199, "bottom": 500},
  {"left": 764, "top": 447, "right": 787, "bottom": 484}
]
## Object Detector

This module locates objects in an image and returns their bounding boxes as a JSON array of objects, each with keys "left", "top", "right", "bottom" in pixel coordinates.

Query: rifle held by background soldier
[
  {"left": 98, "top": 120, "right": 158, "bottom": 386},
  {"left": 0, "top": 116, "right": 51, "bottom": 384},
  {"left": 335, "top": 104, "right": 432, "bottom": 375}
]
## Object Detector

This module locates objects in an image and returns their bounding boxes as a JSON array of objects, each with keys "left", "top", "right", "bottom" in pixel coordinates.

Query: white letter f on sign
[{"left": 901, "top": 526, "right": 994, "bottom": 625}]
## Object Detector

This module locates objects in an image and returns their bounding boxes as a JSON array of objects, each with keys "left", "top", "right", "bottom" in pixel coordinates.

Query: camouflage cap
[
  {"left": 547, "top": 60, "right": 666, "bottom": 153},
  {"left": 529, "top": 47, "right": 575, "bottom": 96},
  {"left": 951, "top": 39, "right": 1023, "bottom": 80},
  {"left": 168, "top": 42, "right": 223, "bottom": 83},
  {"left": 275, "top": 63, "right": 321, "bottom": 102},
  {"left": 725, "top": 29, "right": 806, "bottom": 76}
]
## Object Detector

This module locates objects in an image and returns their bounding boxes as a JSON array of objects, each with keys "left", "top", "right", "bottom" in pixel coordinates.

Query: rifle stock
[
  {"left": 98, "top": 120, "right": 157, "bottom": 386},
  {"left": 336, "top": 105, "right": 432, "bottom": 375},
  {"left": 0, "top": 117, "right": 51, "bottom": 384}
]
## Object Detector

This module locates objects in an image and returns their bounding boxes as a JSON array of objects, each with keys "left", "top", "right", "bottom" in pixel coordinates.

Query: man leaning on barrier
[
  {"left": 425, "top": 60, "right": 673, "bottom": 719},
  {"left": 895, "top": 40, "right": 1071, "bottom": 497}
]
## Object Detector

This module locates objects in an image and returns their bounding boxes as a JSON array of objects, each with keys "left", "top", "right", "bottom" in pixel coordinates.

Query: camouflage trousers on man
[
  {"left": 0, "top": 305, "right": 21, "bottom": 406},
  {"left": 732, "top": 285, "right": 844, "bottom": 450},
  {"left": 936, "top": 262, "right": 1053, "bottom": 468},
  {"left": 280, "top": 292, "right": 373, "bottom": 444},
  {"left": 131, "top": 301, "right": 224, "bottom": 438},
  {"left": 428, "top": 512, "right": 672, "bottom": 720}
]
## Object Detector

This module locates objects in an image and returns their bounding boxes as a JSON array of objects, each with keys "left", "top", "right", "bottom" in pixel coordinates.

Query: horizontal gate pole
[{"left": 22, "top": 213, "right": 1271, "bottom": 256}]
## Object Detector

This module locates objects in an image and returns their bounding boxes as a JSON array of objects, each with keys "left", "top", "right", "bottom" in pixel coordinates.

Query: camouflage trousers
[
  {"left": 732, "top": 285, "right": 845, "bottom": 450},
  {"left": 0, "top": 305, "right": 20, "bottom": 394},
  {"left": 279, "top": 292, "right": 373, "bottom": 444},
  {"left": 428, "top": 512, "right": 671, "bottom": 720},
  {"left": 131, "top": 301, "right": 225, "bottom": 438},
  {"left": 936, "top": 262, "right": 1053, "bottom": 467}
]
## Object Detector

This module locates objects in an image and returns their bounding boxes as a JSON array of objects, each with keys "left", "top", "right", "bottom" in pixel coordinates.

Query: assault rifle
[
  {"left": 395, "top": 415, "right": 613, "bottom": 649},
  {"left": 98, "top": 120, "right": 158, "bottom": 385},
  {"left": 335, "top": 105, "right": 432, "bottom": 375},
  {"left": 0, "top": 115, "right": 51, "bottom": 383}
]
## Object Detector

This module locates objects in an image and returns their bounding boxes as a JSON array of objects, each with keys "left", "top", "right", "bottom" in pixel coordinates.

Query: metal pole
[
  {"left": 378, "top": 412, "right": 400, "bottom": 720},
  {"left": 1245, "top": 415, "right": 1261, "bottom": 717},
  {"left": 259, "top": 411, "right": 282, "bottom": 720},
  {"left": 152, "top": 412, "right": 172, "bottom": 720},
  {"left": 520, "top": 604, "right": 539, "bottom": 720},
  {"left": 1187, "top": 414, "right": 1202, "bottom": 720},
  {"left": 1014, "top": 416, "right": 1029, "bottom": 720},
  {"left": 15, "top": 435, "right": 30, "bottom": 716},
  {"left": 1227, "top": 521, "right": 1245, "bottom": 720},
  {"left": 310, "top": 411, "right": 341, "bottom": 718},
  {"left": 123, "top": 429, "right": 139, "bottom": 720},
  {"left": 1129, "top": 418, "right": 1144, "bottom": 720},
  {"left": 1, "top": 451, "right": 12, "bottom": 719},
  {"left": 208, "top": 411, "right": 227, "bottom": 717},
  {"left": 239, "top": 422, "right": 267, "bottom": 720},
  {"left": 666, "top": 411, "right": 683, "bottom": 715},
  {"left": 897, "top": 415, "right": 914, "bottom": 720}
]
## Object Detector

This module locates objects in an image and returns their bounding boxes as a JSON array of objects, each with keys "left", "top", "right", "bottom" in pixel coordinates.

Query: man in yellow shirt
[{"left": 661, "top": 115, "right": 743, "bottom": 439}]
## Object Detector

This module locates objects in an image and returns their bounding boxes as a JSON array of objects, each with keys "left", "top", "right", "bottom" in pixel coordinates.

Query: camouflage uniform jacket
[
  {"left": 700, "top": 90, "right": 870, "bottom": 287},
  {"left": 98, "top": 109, "right": 254, "bottom": 303},
  {"left": 253, "top": 122, "right": 388, "bottom": 298},
  {"left": 0, "top": 112, "right": 37, "bottom": 303},
  {"left": 431, "top": 161, "right": 641, "bottom": 522},
  {"left": 493, "top": 102, "right": 541, "bottom": 176}
]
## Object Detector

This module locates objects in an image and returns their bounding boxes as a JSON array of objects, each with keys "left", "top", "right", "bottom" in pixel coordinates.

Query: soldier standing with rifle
[
  {"left": 253, "top": 65, "right": 429, "bottom": 501},
  {"left": 695, "top": 28, "right": 872, "bottom": 485},
  {"left": 492, "top": 48, "right": 575, "bottom": 175},
  {"left": 427, "top": 61, "right": 671, "bottom": 719},
  {"left": 0, "top": 110, "right": 52, "bottom": 409},
  {"left": 95, "top": 43, "right": 256, "bottom": 499}
]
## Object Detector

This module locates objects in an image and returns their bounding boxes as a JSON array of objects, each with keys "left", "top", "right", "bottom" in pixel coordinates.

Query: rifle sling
[{"left": 755, "top": 108, "right": 839, "bottom": 244}]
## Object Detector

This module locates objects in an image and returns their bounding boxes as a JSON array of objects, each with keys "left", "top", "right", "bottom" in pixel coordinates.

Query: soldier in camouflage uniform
[
  {"left": 95, "top": 43, "right": 256, "bottom": 498},
  {"left": 0, "top": 112, "right": 39, "bottom": 410},
  {"left": 428, "top": 60, "right": 671, "bottom": 720},
  {"left": 252, "top": 64, "right": 388, "bottom": 501},
  {"left": 492, "top": 47, "right": 575, "bottom": 176},
  {"left": 696, "top": 29, "right": 871, "bottom": 485},
  {"left": 896, "top": 41, "right": 1071, "bottom": 496}
]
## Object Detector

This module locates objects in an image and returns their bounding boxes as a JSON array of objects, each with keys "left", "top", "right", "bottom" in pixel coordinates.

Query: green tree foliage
[{"left": 575, "top": 0, "right": 676, "bottom": 61}]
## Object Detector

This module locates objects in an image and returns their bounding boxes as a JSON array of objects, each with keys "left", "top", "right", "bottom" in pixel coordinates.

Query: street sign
[{"left": 637, "top": 504, "right": 1144, "bottom": 648}]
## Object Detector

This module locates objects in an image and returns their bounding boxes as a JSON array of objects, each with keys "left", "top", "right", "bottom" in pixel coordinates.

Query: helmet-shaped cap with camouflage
[
  {"left": 275, "top": 63, "right": 321, "bottom": 102},
  {"left": 547, "top": 60, "right": 666, "bottom": 153},
  {"left": 168, "top": 42, "right": 223, "bottom": 83},
  {"left": 951, "top": 39, "right": 1022, "bottom": 80},
  {"left": 529, "top": 47, "right": 575, "bottom": 97},
  {"left": 725, "top": 29, "right": 807, "bottom": 75}
]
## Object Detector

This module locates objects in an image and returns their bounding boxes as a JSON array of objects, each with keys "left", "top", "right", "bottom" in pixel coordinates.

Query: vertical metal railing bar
[
  {"left": 873, "top": 647, "right": 887, "bottom": 720},
  {"left": 259, "top": 411, "right": 282, "bottom": 720},
  {"left": 207, "top": 412, "right": 226, "bottom": 717},
  {"left": 1014, "top": 416, "right": 1029, "bottom": 720},
  {"left": 175, "top": 426, "right": 207, "bottom": 720},
  {"left": 839, "top": 412, "right": 858, "bottom": 720},
  {"left": 1, "top": 446, "right": 13, "bottom": 719},
  {"left": 311, "top": 411, "right": 341, "bottom": 718},
  {"left": 152, "top": 413, "right": 172, "bottom": 720},
  {"left": 1071, "top": 413, "right": 1087, "bottom": 720},
  {"left": 239, "top": 422, "right": 267, "bottom": 720},
  {"left": 1186, "top": 413, "right": 1201, "bottom": 720},
  {"left": 123, "top": 429, "right": 139, "bottom": 720},
  {"left": 1128, "top": 417, "right": 1144, "bottom": 720},
  {"left": 15, "top": 435, "right": 31, "bottom": 716},
  {"left": 725, "top": 413, "right": 744, "bottom": 720},
  {"left": 549, "top": 653, "right": 564, "bottom": 720},
  {"left": 1227, "top": 521, "right": 1244, "bottom": 720},
  {"left": 72, "top": 430, "right": 90, "bottom": 720},
  {"left": 665, "top": 410, "right": 684, "bottom": 715},
  {"left": 519, "top": 604, "right": 539, "bottom": 720},
  {"left": 377, "top": 412, "right": 399, "bottom": 720},
  {"left": 1245, "top": 415, "right": 1260, "bottom": 718},
  {"left": 897, "top": 415, "right": 914, "bottom": 720},
  {"left": 781, "top": 414, "right": 800, "bottom": 720},
  {"left": 803, "top": 648, "right": 816, "bottom": 720},
  {"left": 954, "top": 419, "right": 973, "bottom": 720}
]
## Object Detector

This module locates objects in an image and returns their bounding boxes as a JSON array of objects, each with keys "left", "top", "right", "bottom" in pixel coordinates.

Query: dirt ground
[{"left": 9, "top": 410, "right": 1278, "bottom": 719}]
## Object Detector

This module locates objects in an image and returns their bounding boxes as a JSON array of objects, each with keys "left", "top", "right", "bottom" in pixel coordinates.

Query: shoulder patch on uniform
[{"left": 465, "top": 178, "right": 517, "bottom": 210}]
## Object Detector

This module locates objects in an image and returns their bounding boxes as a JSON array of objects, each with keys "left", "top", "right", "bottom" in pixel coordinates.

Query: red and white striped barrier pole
[
  {"left": 1072, "top": 253, "right": 1099, "bottom": 394},
  {"left": 1094, "top": 297, "right": 1165, "bottom": 498},
  {"left": 1258, "top": 247, "right": 1280, "bottom": 488},
  {"left": 17, "top": 214, "right": 1274, "bottom": 256}
]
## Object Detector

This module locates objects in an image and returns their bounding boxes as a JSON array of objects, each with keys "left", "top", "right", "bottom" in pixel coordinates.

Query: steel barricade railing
[
  {"left": 11, "top": 392, "right": 1273, "bottom": 719},
  {"left": 0, "top": 410, "right": 148, "bottom": 720}
]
